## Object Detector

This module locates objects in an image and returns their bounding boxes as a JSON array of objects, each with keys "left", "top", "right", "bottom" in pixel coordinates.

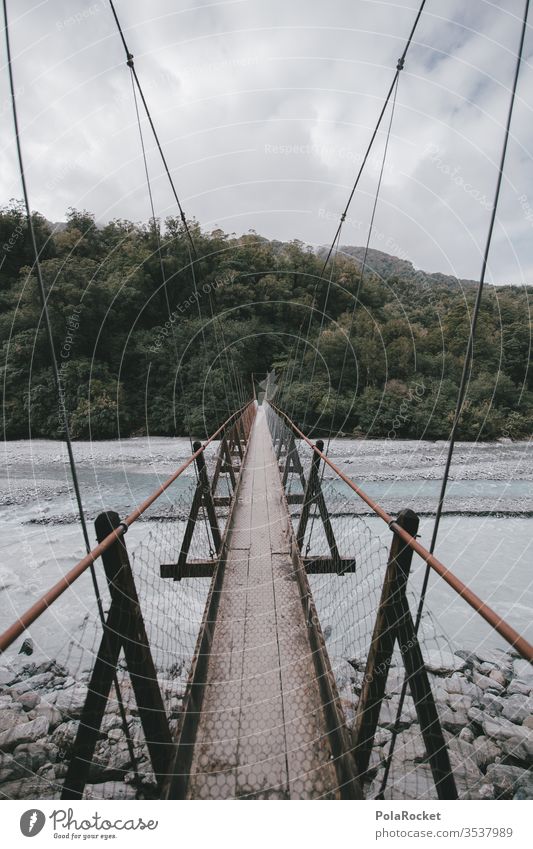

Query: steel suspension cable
[
  {"left": 306, "top": 78, "right": 401, "bottom": 556},
  {"left": 379, "top": 0, "right": 531, "bottom": 798},
  {"left": 2, "top": 0, "right": 140, "bottom": 781},
  {"left": 107, "top": 0, "right": 197, "bottom": 259},
  {"left": 320, "top": 0, "right": 427, "bottom": 279}
]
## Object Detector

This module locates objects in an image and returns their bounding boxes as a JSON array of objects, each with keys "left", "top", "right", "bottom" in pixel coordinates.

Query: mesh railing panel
[
  {"left": 265, "top": 404, "right": 533, "bottom": 801},
  {"left": 0, "top": 420, "right": 245, "bottom": 801}
]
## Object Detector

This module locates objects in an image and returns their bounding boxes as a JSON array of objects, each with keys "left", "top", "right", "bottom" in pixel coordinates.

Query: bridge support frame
[
  {"left": 296, "top": 439, "right": 355, "bottom": 575},
  {"left": 352, "top": 508, "right": 458, "bottom": 800},
  {"left": 61, "top": 510, "right": 173, "bottom": 800}
]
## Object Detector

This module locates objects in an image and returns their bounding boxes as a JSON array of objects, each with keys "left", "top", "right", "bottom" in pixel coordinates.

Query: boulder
[
  {"left": 513, "top": 773, "right": 533, "bottom": 799},
  {"left": 23, "top": 672, "right": 55, "bottom": 690},
  {"left": 502, "top": 695, "right": 533, "bottom": 725},
  {"left": 0, "top": 716, "right": 49, "bottom": 752},
  {"left": 484, "top": 764, "right": 531, "bottom": 799},
  {"left": 478, "top": 692, "right": 504, "bottom": 716},
  {"left": 54, "top": 686, "right": 87, "bottom": 718},
  {"left": 12, "top": 743, "right": 51, "bottom": 775},
  {"left": 0, "top": 706, "right": 28, "bottom": 733},
  {"left": 439, "top": 706, "right": 470, "bottom": 735},
  {"left": 481, "top": 715, "right": 533, "bottom": 762},
  {"left": 442, "top": 674, "right": 478, "bottom": 699},
  {"left": 472, "top": 671, "right": 504, "bottom": 695},
  {"left": 472, "top": 735, "right": 501, "bottom": 770},
  {"left": 32, "top": 703, "right": 62, "bottom": 730},
  {"left": 514, "top": 660, "right": 533, "bottom": 683},
  {"left": 424, "top": 652, "right": 467, "bottom": 676},
  {"left": 489, "top": 669, "right": 509, "bottom": 688},
  {"left": 18, "top": 692, "right": 40, "bottom": 712},
  {"left": 459, "top": 727, "right": 475, "bottom": 744},
  {"left": 508, "top": 679, "right": 531, "bottom": 697},
  {"left": 50, "top": 720, "right": 79, "bottom": 754}
]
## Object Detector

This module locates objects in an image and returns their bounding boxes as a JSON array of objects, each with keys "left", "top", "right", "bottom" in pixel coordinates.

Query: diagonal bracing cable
[
  {"left": 2, "top": 0, "right": 140, "bottom": 781},
  {"left": 378, "top": 0, "right": 530, "bottom": 799}
]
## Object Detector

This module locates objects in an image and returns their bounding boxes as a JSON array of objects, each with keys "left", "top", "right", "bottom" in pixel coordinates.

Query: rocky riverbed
[
  {"left": 0, "top": 657, "right": 185, "bottom": 800},
  {"left": 345, "top": 646, "right": 533, "bottom": 800},
  {"left": 1, "top": 646, "right": 532, "bottom": 800}
]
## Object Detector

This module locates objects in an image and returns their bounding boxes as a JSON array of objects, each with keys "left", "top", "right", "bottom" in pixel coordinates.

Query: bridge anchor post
[
  {"left": 351, "top": 508, "right": 457, "bottom": 800},
  {"left": 61, "top": 510, "right": 173, "bottom": 800}
]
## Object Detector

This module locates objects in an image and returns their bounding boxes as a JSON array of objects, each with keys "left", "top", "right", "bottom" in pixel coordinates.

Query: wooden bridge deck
[{"left": 185, "top": 408, "right": 341, "bottom": 799}]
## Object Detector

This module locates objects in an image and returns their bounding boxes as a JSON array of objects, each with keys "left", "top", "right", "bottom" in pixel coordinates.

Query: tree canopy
[{"left": 1, "top": 202, "right": 531, "bottom": 441}]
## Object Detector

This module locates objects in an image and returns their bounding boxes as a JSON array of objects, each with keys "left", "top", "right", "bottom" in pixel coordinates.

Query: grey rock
[
  {"left": 508, "top": 679, "right": 531, "bottom": 697},
  {"left": 0, "top": 753, "right": 21, "bottom": 783},
  {"left": 83, "top": 781, "right": 137, "bottom": 800},
  {"left": 478, "top": 692, "right": 504, "bottom": 716},
  {"left": 32, "top": 703, "right": 62, "bottom": 730},
  {"left": 513, "top": 773, "right": 533, "bottom": 799},
  {"left": 0, "top": 706, "right": 28, "bottom": 733},
  {"left": 442, "top": 674, "right": 478, "bottom": 699},
  {"left": 445, "top": 694, "right": 474, "bottom": 714},
  {"left": 107, "top": 727, "right": 123, "bottom": 743},
  {"left": 54, "top": 686, "right": 87, "bottom": 718},
  {"left": 473, "top": 671, "right": 504, "bottom": 695},
  {"left": 482, "top": 715, "right": 533, "bottom": 761},
  {"left": 50, "top": 721, "right": 79, "bottom": 754},
  {"left": 101, "top": 713, "right": 123, "bottom": 735},
  {"left": 424, "top": 651, "right": 467, "bottom": 676},
  {"left": 502, "top": 695, "right": 533, "bottom": 725},
  {"left": 455, "top": 649, "right": 479, "bottom": 664},
  {"left": 523, "top": 716, "right": 533, "bottom": 730},
  {"left": 18, "top": 692, "right": 40, "bottom": 712},
  {"left": 485, "top": 764, "right": 531, "bottom": 799},
  {"left": 447, "top": 737, "right": 484, "bottom": 799},
  {"left": 439, "top": 706, "right": 469, "bottom": 735},
  {"left": 377, "top": 700, "right": 414, "bottom": 730},
  {"left": 0, "top": 715, "right": 49, "bottom": 752},
  {"left": 24, "top": 672, "right": 55, "bottom": 690},
  {"left": 12, "top": 742, "right": 50, "bottom": 775},
  {"left": 514, "top": 660, "right": 533, "bottom": 683},
  {"left": 472, "top": 735, "right": 501, "bottom": 770},
  {"left": 0, "top": 668, "right": 17, "bottom": 688},
  {"left": 459, "top": 727, "right": 475, "bottom": 743},
  {"left": 489, "top": 669, "right": 508, "bottom": 689}
]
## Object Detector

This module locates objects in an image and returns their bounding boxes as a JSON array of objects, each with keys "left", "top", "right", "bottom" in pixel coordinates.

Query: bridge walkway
[{"left": 185, "top": 407, "right": 341, "bottom": 799}]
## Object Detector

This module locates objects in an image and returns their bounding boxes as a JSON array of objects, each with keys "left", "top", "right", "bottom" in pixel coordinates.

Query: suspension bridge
[{"left": 1, "top": 0, "right": 532, "bottom": 803}]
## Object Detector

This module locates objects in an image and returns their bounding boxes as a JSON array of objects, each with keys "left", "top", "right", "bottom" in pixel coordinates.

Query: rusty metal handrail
[
  {"left": 0, "top": 401, "right": 255, "bottom": 654},
  {"left": 269, "top": 402, "right": 533, "bottom": 663}
]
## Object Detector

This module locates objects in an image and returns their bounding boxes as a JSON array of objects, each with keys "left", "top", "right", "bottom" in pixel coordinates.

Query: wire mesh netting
[
  {"left": 0, "top": 422, "right": 246, "bottom": 800},
  {"left": 265, "top": 404, "right": 533, "bottom": 801}
]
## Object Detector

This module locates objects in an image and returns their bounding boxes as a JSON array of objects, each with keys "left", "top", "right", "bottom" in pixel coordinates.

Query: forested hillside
[{"left": 1, "top": 202, "right": 531, "bottom": 440}]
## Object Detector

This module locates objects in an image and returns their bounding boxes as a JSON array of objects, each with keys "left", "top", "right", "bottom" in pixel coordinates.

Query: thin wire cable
[
  {"left": 108, "top": 0, "right": 197, "bottom": 259},
  {"left": 327, "top": 74, "right": 400, "bottom": 444},
  {"left": 2, "top": 0, "right": 139, "bottom": 782},
  {"left": 320, "top": 0, "right": 427, "bottom": 278},
  {"left": 378, "top": 0, "right": 530, "bottom": 798}
]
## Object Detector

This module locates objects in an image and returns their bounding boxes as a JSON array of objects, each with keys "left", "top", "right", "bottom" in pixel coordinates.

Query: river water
[{"left": 1, "top": 436, "right": 532, "bottom": 661}]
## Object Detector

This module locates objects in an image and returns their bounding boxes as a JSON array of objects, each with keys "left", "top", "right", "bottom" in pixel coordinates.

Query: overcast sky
[{"left": 1, "top": 0, "right": 533, "bottom": 284}]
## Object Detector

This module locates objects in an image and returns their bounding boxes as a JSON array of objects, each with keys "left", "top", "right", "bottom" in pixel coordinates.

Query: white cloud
[{"left": 1, "top": 0, "right": 532, "bottom": 282}]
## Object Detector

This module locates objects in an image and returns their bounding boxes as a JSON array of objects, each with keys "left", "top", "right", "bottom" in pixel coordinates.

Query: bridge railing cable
[{"left": 0, "top": 402, "right": 255, "bottom": 801}]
